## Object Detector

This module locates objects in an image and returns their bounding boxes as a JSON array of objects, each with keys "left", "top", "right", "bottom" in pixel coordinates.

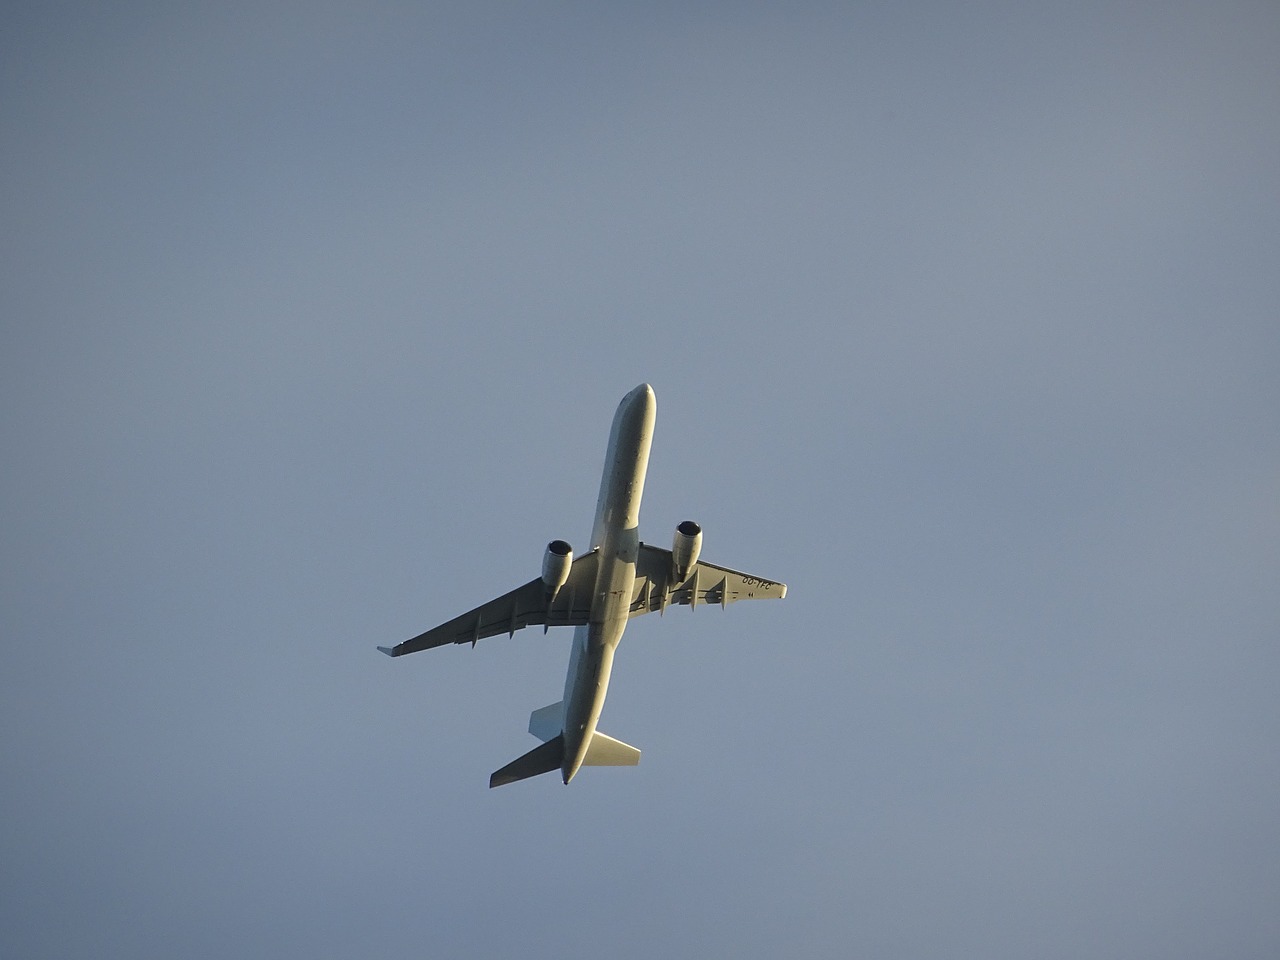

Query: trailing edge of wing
[
  {"left": 630, "top": 544, "right": 787, "bottom": 616},
  {"left": 381, "top": 551, "right": 599, "bottom": 657}
]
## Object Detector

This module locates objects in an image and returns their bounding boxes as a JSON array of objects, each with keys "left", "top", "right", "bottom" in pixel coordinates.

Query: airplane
[{"left": 378, "top": 383, "right": 786, "bottom": 787}]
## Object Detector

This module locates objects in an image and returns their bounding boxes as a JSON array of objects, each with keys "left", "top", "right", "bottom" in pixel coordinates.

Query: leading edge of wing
[{"left": 380, "top": 551, "right": 599, "bottom": 657}]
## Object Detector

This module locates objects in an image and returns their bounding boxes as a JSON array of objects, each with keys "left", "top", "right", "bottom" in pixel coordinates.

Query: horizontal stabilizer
[
  {"left": 377, "top": 646, "right": 395, "bottom": 657},
  {"left": 490, "top": 734, "right": 565, "bottom": 788},
  {"left": 528, "top": 701, "right": 564, "bottom": 743},
  {"left": 583, "top": 730, "right": 641, "bottom": 767}
]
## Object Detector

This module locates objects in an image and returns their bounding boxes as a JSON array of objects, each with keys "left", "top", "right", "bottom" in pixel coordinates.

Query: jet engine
[
  {"left": 541, "top": 539, "right": 573, "bottom": 599},
  {"left": 670, "top": 521, "right": 702, "bottom": 583}
]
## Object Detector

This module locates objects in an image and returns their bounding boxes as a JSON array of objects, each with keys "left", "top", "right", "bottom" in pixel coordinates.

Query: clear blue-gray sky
[{"left": 3, "top": 3, "right": 1278, "bottom": 958}]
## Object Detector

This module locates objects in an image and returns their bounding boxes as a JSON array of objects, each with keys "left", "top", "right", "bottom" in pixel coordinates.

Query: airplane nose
[
  {"left": 633, "top": 383, "right": 656, "bottom": 414},
  {"left": 617, "top": 383, "right": 656, "bottom": 428}
]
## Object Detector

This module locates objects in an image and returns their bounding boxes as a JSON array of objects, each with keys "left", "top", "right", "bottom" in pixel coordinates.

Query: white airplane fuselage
[
  {"left": 559, "top": 383, "right": 655, "bottom": 783},
  {"left": 378, "top": 380, "right": 786, "bottom": 788}
]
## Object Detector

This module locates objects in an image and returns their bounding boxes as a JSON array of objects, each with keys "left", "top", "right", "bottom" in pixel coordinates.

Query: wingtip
[{"left": 377, "top": 645, "right": 396, "bottom": 657}]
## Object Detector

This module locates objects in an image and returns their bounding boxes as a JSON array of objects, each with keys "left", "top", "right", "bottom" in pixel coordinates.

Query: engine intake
[
  {"left": 541, "top": 540, "right": 573, "bottom": 599},
  {"left": 671, "top": 521, "right": 702, "bottom": 583}
]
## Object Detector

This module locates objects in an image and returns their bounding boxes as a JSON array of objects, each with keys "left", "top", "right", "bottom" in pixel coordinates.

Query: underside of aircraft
[{"left": 379, "top": 384, "right": 786, "bottom": 787}]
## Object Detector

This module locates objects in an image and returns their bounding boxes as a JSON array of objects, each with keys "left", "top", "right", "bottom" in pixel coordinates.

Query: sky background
[{"left": 3, "top": 2, "right": 1278, "bottom": 958}]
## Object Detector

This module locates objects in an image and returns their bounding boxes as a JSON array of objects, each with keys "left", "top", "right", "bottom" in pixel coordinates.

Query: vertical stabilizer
[{"left": 528, "top": 701, "right": 564, "bottom": 742}]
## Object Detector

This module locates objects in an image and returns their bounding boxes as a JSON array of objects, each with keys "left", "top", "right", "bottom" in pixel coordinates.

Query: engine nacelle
[
  {"left": 670, "top": 520, "right": 702, "bottom": 583},
  {"left": 541, "top": 539, "right": 573, "bottom": 598}
]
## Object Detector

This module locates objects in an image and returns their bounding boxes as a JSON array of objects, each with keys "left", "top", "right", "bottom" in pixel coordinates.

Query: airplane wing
[
  {"left": 630, "top": 543, "right": 787, "bottom": 615},
  {"left": 379, "top": 550, "right": 599, "bottom": 657}
]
